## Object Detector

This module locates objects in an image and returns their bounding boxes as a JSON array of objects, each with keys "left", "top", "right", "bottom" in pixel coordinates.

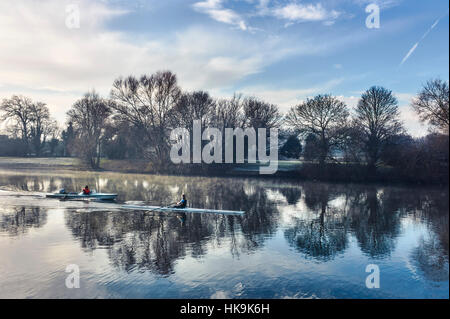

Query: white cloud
[
  {"left": 394, "top": 92, "right": 428, "bottom": 137},
  {"left": 193, "top": 1, "right": 342, "bottom": 29},
  {"left": 273, "top": 3, "right": 340, "bottom": 23},
  {"left": 235, "top": 78, "right": 345, "bottom": 113},
  {"left": 394, "top": 92, "right": 414, "bottom": 104},
  {"left": 0, "top": 0, "right": 328, "bottom": 125},
  {"left": 0, "top": 0, "right": 416, "bottom": 134},
  {"left": 192, "top": 0, "right": 248, "bottom": 30},
  {"left": 254, "top": 0, "right": 271, "bottom": 15}
]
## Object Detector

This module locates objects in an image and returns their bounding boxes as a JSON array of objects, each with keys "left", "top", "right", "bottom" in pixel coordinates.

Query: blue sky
[{"left": 0, "top": 0, "right": 448, "bottom": 136}]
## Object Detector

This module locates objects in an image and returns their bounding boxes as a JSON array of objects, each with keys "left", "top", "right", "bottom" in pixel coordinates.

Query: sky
[{"left": 0, "top": 0, "right": 448, "bottom": 137}]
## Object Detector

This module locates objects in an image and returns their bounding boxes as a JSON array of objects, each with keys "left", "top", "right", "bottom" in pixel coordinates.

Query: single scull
[{"left": 121, "top": 204, "right": 244, "bottom": 215}]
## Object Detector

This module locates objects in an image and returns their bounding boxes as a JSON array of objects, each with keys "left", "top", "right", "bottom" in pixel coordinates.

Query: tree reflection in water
[
  {"left": 64, "top": 179, "right": 280, "bottom": 275},
  {"left": 348, "top": 187, "right": 401, "bottom": 258},
  {"left": 0, "top": 171, "right": 447, "bottom": 281},
  {"left": 283, "top": 183, "right": 448, "bottom": 267},
  {"left": 0, "top": 207, "right": 47, "bottom": 236},
  {"left": 279, "top": 187, "right": 302, "bottom": 205},
  {"left": 411, "top": 235, "right": 449, "bottom": 282},
  {"left": 409, "top": 188, "right": 449, "bottom": 282},
  {"left": 284, "top": 183, "right": 349, "bottom": 261}
]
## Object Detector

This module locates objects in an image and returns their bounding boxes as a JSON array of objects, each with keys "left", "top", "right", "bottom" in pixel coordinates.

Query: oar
[
  {"left": 163, "top": 202, "right": 177, "bottom": 208},
  {"left": 144, "top": 202, "right": 177, "bottom": 213}
]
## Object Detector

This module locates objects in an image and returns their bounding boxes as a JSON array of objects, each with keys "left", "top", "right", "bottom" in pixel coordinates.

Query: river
[{"left": 0, "top": 169, "right": 448, "bottom": 298}]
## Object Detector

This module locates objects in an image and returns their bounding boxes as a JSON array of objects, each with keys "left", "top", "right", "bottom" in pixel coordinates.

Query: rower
[
  {"left": 82, "top": 185, "right": 91, "bottom": 195},
  {"left": 173, "top": 194, "right": 187, "bottom": 209}
]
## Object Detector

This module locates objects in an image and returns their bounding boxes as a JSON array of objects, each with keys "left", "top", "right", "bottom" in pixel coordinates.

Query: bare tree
[
  {"left": 209, "top": 94, "right": 247, "bottom": 163},
  {"left": 354, "top": 86, "right": 404, "bottom": 170},
  {"left": 1, "top": 96, "right": 57, "bottom": 156},
  {"left": 172, "top": 91, "right": 215, "bottom": 163},
  {"left": 211, "top": 94, "right": 245, "bottom": 130},
  {"left": 110, "top": 71, "right": 181, "bottom": 169},
  {"left": 285, "top": 94, "right": 349, "bottom": 166},
  {"left": 29, "top": 102, "right": 57, "bottom": 156},
  {"left": 411, "top": 79, "right": 449, "bottom": 134},
  {"left": 243, "top": 97, "right": 281, "bottom": 130},
  {"left": 173, "top": 91, "right": 215, "bottom": 129},
  {"left": 67, "top": 91, "right": 112, "bottom": 168},
  {"left": 0, "top": 95, "right": 33, "bottom": 154},
  {"left": 242, "top": 96, "right": 281, "bottom": 159}
]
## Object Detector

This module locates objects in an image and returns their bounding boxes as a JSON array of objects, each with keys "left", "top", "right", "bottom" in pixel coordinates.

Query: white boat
[{"left": 121, "top": 204, "right": 245, "bottom": 215}]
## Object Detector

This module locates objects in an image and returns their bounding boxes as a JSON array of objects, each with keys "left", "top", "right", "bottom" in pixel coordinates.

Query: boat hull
[
  {"left": 46, "top": 193, "right": 118, "bottom": 200},
  {"left": 121, "top": 204, "right": 244, "bottom": 215}
]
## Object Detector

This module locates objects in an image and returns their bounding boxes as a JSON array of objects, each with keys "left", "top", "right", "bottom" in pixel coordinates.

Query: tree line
[
  {"left": 0, "top": 71, "right": 448, "bottom": 183},
  {"left": 0, "top": 96, "right": 59, "bottom": 157}
]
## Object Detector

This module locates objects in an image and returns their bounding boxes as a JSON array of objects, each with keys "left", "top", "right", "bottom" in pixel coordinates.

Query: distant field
[
  {"left": 0, "top": 157, "right": 151, "bottom": 173},
  {"left": 0, "top": 157, "right": 303, "bottom": 174},
  {"left": 0, "top": 157, "right": 82, "bottom": 169},
  {"left": 232, "top": 160, "right": 303, "bottom": 172}
]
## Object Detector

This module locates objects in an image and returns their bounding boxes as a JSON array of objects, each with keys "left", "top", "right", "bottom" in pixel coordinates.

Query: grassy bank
[
  {"left": 0, "top": 157, "right": 153, "bottom": 173},
  {"left": 0, "top": 157, "right": 448, "bottom": 186}
]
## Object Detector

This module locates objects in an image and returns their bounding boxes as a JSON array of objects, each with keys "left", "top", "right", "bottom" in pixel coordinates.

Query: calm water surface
[{"left": 0, "top": 169, "right": 448, "bottom": 298}]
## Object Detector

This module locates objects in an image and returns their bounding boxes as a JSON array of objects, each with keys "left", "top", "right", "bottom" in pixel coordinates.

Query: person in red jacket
[{"left": 82, "top": 185, "right": 91, "bottom": 195}]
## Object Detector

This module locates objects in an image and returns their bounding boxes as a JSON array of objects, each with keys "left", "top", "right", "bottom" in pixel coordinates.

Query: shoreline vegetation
[
  {"left": 1, "top": 72, "right": 449, "bottom": 185},
  {"left": 0, "top": 156, "right": 447, "bottom": 186}
]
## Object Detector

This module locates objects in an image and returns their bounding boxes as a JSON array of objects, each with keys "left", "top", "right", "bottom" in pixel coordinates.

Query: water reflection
[
  {"left": 63, "top": 179, "right": 280, "bottom": 274},
  {"left": 65, "top": 210, "right": 230, "bottom": 275},
  {"left": 279, "top": 187, "right": 302, "bottom": 205},
  {"left": 0, "top": 171, "right": 448, "bottom": 286},
  {"left": 0, "top": 206, "right": 47, "bottom": 236},
  {"left": 411, "top": 235, "right": 449, "bottom": 282},
  {"left": 348, "top": 188, "right": 401, "bottom": 258},
  {"left": 284, "top": 183, "right": 349, "bottom": 260}
]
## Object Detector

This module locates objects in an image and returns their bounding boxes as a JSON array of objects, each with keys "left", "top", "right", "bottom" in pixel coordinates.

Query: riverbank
[
  {"left": 0, "top": 157, "right": 447, "bottom": 185},
  {"left": 0, "top": 157, "right": 151, "bottom": 173}
]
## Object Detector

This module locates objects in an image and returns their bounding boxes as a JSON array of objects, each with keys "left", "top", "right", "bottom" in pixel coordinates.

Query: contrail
[
  {"left": 400, "top": 42, "right": 419, "bottom": 65},
  {"left": 400, "top": 15, "right": 445, "bottom": 66}
]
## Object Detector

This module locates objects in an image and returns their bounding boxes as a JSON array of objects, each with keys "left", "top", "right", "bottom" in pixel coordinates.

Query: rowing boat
[
  {"left": 121, "top": 205, "right": 244, "bottom": 215},
  {"left": 46, "top": 192, "right": 118, "bottom": 200},
  {"left": 121, "top": 204, "right": 245, "bottom": 215}
]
